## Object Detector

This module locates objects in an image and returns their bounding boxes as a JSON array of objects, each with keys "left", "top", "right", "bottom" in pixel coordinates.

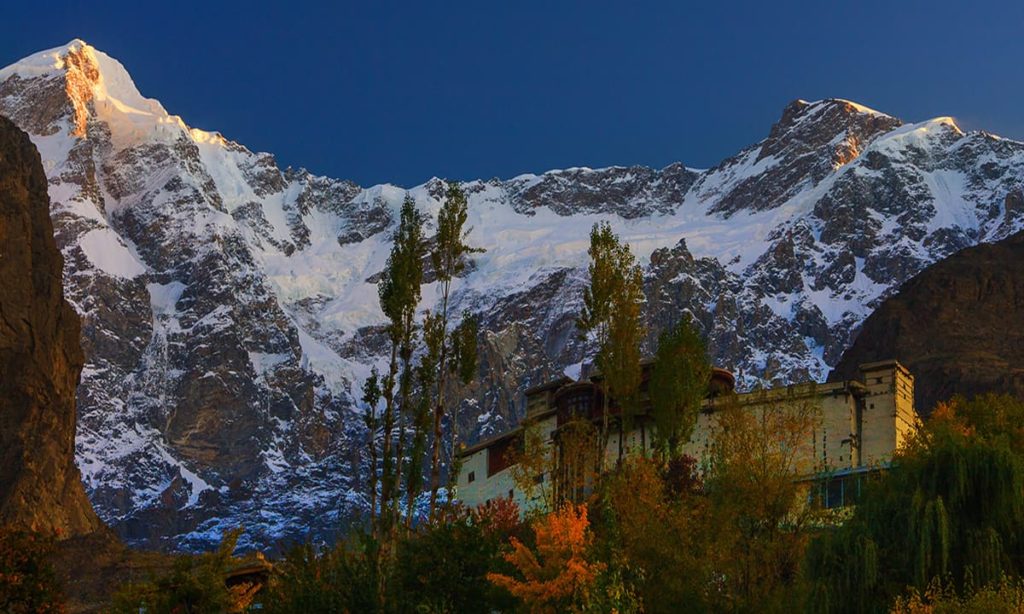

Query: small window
[
  {"left": 870, "top": 403, "right": 875, "bottom": 409},
  {"left": 467, "top": 471, "right": 475, "bottom": 484},
  {"left": 876, "top": 377, "right": 883, "bottom": 384},
  {"left": 827, "top": 479, "right": 844, "bottom": 509},
  {"left": 508, "top": 489, "right": 514, "bottom": 500}
]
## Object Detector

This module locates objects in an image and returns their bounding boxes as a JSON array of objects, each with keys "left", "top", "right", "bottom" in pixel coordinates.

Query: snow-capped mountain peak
[
  {"left": 1, "top": 41, "right": 1022, "bottom": 551},
  {"left": 0, "top": 39, "right": 178, "bottom": 142}
]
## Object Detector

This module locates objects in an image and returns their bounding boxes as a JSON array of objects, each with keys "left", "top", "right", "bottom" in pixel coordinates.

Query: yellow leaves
[
  {"left": 891, "top": 575, "right": 1024, "bottom": 613},
  {"left": 227, "top": 581, "right": 261, "bottom": 613},
  {"left": 487, "top": 503, "right": 605, "bottom": 613},
  {"left": 929, "top": 400, "right": 974, "bottom": 439}
]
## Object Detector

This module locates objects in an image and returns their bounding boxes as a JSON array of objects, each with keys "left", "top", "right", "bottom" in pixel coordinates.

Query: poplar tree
[
  {"left": 577, "top": 222, "right": 620, "bottom": 464},
  {"left": 375, "top": 195, "right": 426, "bottom": 540},
  {"left": 427, "top": 181, "right": 482, "bottom": 521},
  {"left": 600, "top": 242, "right": 645, "bottom": 462},
  {"left": 447, "top": 311, "right": 480, "bottom": 494},
  {"left": 388, "top": 198, "right": 427, "bottom": 533},
  {"left": 404, "top": 310, "right": 442, "bottom": 528},
  {"left": 364, "top": 195, "right": 427, "bottom": 607},
  {"left": 577, "top": 222, "right": 644, "bottom": 465},
  {"left": 361, "top": 368, "right": 382, "bottom": 532},
  {"left": 649, "top": 315, "right": 710, "bottom": 459}
]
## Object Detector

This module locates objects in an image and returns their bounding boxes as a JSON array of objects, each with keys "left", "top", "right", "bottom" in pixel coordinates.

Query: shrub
[{"left": 0, "top": 526, "right": 66, "bottom": 614}]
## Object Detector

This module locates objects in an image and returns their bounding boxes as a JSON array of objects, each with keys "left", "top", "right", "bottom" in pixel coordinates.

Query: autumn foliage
[{"left": 487, "top": 503, "right": 605, "bottom": 612}]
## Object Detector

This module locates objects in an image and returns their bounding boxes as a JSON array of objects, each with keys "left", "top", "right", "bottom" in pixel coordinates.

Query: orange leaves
[
  {"left": 487, "top": 503, "right": 604, "bottom": 612},
  {"left": 929, "top": 400, "right": 974, "bottom": 438}
]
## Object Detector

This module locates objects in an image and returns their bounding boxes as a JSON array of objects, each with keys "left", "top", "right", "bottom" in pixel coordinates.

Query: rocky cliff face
[
  {"left": 1, "top": 39, "right": 1022, "bottom": 551},
  {"left": 830, "top": 228, "right": 1024, "bottom": 414},
  {"left": 0, "top": 114, "right": 101, "bottom": 537}
]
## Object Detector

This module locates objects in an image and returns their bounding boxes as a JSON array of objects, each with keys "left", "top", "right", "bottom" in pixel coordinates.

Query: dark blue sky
[{"left": 3, "top": 1, "right": 1022, "bottom": 187}]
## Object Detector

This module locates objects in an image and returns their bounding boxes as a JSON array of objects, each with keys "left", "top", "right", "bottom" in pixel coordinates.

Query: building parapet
[{"left": 456, "top": 359, "right": 917, "bottom": 513}]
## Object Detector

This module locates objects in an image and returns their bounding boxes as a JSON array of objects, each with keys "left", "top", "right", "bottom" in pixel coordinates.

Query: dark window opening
[
  {"left": 467, "top": 471, "right": 475, "bottom": 484},
  {"left": 487, "top": 435, "right": 521, "bottom": 477},
  {"left": 811, "top": 474, "right": 865, "bottom": 509}
]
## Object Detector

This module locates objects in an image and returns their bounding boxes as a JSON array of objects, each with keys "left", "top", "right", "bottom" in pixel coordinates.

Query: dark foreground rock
[
  {"left": 830, "top": 230, "right": 1024, "bottom": 414},
  {"left": 0, "top": 115, "right": 100, "bottom": 536},
  {"left": 0, "top": 114, "right": 175, "bottom": 612}
]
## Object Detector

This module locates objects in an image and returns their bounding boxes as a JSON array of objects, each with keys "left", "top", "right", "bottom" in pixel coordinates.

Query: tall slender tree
[
  {"left": 404, "top": 310, "right": 443, "bottom": 528},
  {"left": 600, "top": 242, "right": 645, "bottom": 462},
  {"left": 649, "top": 315, "right": 710, "bottom": 459},
  {"left": 577, "top": 222, "right": 620, "bottom": 466},
  {"left": 427, "top": 181, "right": 482, "bottom": 521},
  {"left": 577, "top": 222, "right": 644, "bottom": 465},
  {"left": 389, "top": 199, "right": 428, "bottom": 533},
  {"left": 446, "top": 311, "right": 480, "bottom": 495},
  {"left": 361, "top": 368, "right": 382, "bottom": 533},
  {"left": 371, "top": 195, "right": 427, "bottom": 607},
  {"left": 377, "top": 195, "right": 427, "bottom": 535}
]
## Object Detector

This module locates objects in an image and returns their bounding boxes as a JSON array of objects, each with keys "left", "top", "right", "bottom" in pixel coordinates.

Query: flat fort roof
[
  {"left": 458, "top": 426, "right": 522, "bottom": 458},
  {"left": 859, "top": 359, "right": 912, "bottom": 378},
  {"left": 523, "top": 376, "right": 573, "bottom": 397}
]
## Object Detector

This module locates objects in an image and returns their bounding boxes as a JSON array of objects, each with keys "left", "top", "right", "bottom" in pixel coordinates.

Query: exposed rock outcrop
[
  {"left": 830, "top": 231, "right": 1024, "bottom": 414},
  {"left": 0, "top": 115, "right": 101, "bottom": 536}
]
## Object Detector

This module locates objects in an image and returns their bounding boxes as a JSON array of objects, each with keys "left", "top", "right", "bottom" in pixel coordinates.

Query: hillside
[{"left": 830, "top": 229, "right": 1024, "bottom": 414}]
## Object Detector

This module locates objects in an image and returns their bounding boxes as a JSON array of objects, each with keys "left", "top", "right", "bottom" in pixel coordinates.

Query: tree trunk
[
  {"left": 427, "top": 280, "right": 452, "bottom": 521},
  {"left": 367, "top": 417, "right": 378, "bottom": 536},
  {"left": 379, "top": 342, "right": 399, "bottom": 533}
]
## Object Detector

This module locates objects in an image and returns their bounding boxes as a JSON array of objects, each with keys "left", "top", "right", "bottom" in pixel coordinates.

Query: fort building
[{"left": 456, "top": 359, "right": 917, "bottom": 513}]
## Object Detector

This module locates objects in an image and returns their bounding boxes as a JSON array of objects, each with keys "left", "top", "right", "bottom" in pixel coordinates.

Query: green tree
[
  {"left": 577, "top": 222, "right": 645, "bottom": 466},
  {"left": 111, "top": 528, "right": 243, "bottom": 614},
  {"left": 599, "top": 242, "right": 645, "bottom": 462},
  {"left": 649, "top": 315, "right": 710, "bottom": 459},
  {"left": 377, "top": 195, "right": 427, "bottom": 535},
  {"left": 394, "top": 501, "right": 520, "bottom": 612},
  {"left": 577, "top": 222, "right": 621, "bottom": 465},
  {"left": 446, "top": 311, "right": 480, "bottom": 496},
  {"left": 369, "top": 194, "right": 428, "bottom": 608},
  {"left": 361, "top": 368, "right": 382, "bottom": 534},
  {"left": 805, "top": 394, "right": 1024, "bottom": 614},
  {"left": 427, "top": 181, "right": 482, "bottom": 521},
  {"left": 262, "top": 536, "right": 377, "bottom": 614},
  {"left": 404, "top": 311, "right": 443, "bottom": 528}
]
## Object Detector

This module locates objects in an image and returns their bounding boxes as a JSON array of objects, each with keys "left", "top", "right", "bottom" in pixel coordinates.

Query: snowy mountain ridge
[{"left": 1, "top": 39, "right": 1022, "bottom": 550}]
